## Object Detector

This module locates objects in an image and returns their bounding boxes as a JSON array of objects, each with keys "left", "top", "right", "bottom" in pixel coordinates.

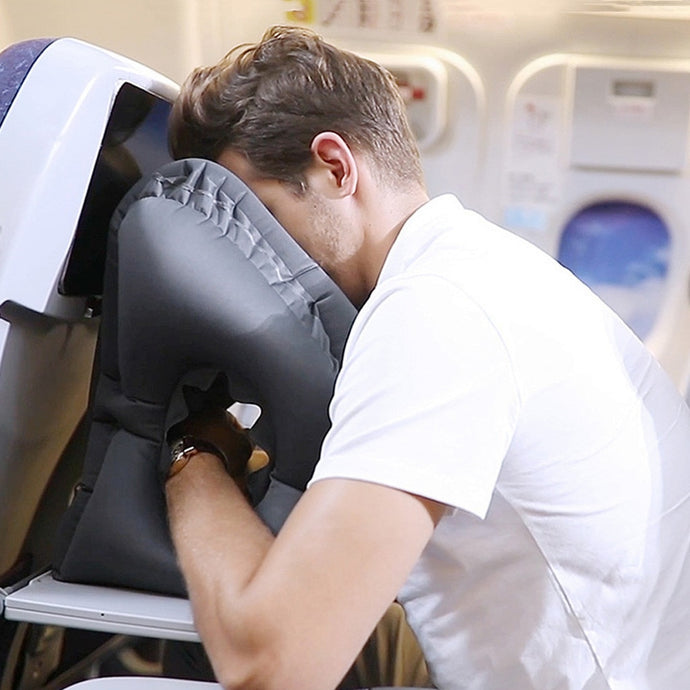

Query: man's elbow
[
  {"left": 205, "top": 615, "right": 285, "bottom": 690},
  {"left": 214, "top": 653, "right": 291, "bottom": 690},
  {"left": 216, "top": 662, "right": 265, "bottom": 690},
  {"left": 205, "top": 638, "right": 266, "bottom": 690}
]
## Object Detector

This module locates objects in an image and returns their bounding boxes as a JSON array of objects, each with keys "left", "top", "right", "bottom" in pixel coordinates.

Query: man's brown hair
[{"left": 168, "top": 25, "right": 424, "bottom": 191}]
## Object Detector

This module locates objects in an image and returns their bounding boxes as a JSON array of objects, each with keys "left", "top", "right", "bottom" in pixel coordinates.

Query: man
[{"left": 163, "top": 25, "right": 690, "bottom": 690}]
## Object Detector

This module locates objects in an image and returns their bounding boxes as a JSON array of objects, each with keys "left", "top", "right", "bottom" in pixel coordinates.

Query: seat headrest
[
  {"left": 0, "top": 39, "right": 54, "bottom": 129},
  {"left": 53, "top": 158, "right": 357, "bottom": 596}
]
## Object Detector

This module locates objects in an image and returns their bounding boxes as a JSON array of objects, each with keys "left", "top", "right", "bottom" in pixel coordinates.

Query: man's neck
[{"left": 353, "top": 185, "right": 429, "bottom": 307}]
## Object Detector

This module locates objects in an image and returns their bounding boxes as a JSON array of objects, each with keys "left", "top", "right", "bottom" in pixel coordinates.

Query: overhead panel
[{"left": 570, "top": 66, "right": 690, "bottom": 173}]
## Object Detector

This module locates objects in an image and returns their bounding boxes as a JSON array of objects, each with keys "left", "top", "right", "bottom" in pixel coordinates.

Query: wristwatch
[{"left": 168, "top": 435, "right": 228, "bottom": 480}]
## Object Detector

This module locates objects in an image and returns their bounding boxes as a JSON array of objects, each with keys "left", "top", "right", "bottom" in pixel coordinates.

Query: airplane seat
[
  {"left": 0, "top": 35, "right": 178, "bottom": 585},
  {"left": 0, "top": 35, "right": 177, "bottom": 686},
  {"left": 0, "top": 36, "right": 73, "bottom": 588}
]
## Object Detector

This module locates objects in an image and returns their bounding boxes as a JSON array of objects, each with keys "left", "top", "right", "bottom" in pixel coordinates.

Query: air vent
[
  {"left": 575, "top": 0, "right": 690, "bottom": 17},
  {"left": 441, "top": 0, "right": 690, "bottom": 19}
]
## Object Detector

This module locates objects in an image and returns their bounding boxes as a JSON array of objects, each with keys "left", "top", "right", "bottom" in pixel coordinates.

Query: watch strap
[{"left": 168, "top": 435, "right": 228, "bottom": 480}]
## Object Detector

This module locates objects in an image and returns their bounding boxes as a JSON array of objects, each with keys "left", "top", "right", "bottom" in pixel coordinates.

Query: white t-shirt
[{"left": 309, "top": 195, "right": 690, "bottom": 690}]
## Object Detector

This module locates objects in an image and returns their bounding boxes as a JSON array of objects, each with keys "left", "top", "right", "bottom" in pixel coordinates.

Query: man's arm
[{"left": 166, "top": 453, "right": 444, "bottom": 690}]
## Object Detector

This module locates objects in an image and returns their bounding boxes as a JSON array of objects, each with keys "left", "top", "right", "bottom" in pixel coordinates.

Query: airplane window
[{"left": 557, "top": 200, "right": 670, "bottom": 340}]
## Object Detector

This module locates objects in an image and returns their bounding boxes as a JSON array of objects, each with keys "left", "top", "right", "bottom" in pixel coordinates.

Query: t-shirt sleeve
[{"left": 308, "top": 275, "right": 521, "bottom": 519}]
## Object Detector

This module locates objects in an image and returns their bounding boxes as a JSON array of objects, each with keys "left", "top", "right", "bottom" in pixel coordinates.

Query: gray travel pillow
[{"left": 53, "top": 158, "right": 356, "bottom": 596}]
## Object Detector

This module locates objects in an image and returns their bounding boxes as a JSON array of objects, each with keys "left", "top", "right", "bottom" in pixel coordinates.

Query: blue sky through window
[{"left": 558, "top": 201, "right": 670, "bottom": 339}]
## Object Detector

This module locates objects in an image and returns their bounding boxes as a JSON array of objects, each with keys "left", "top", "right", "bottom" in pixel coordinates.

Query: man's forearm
[
  {"left": 165, "top": 452, "right": 441, "bottom": 690},
  {"left": 165, "top": 452, "right": 276, "bottom": 687}
]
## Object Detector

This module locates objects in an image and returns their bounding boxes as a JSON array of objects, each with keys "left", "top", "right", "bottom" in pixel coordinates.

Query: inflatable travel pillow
[{"left": 53, "top": 158, "right": 357, "bottom": 596}]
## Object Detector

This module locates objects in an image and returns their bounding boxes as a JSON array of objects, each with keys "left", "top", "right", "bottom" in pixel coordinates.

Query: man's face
[{"left": 218, "top": 150, "right": 360, "bottom": 297}]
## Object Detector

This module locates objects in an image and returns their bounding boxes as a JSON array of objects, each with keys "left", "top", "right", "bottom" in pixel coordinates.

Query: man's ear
[{"left": 308, "top": 132, "right": 358, "bottom": 198}]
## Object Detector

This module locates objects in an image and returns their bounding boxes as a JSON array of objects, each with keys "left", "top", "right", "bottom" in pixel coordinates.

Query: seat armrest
[{"left": 4, "top": 571, "right": 198, "bottom": 641}]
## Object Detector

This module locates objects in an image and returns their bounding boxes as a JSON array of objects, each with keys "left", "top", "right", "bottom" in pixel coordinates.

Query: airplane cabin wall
[
  {"left": 441, "top": 12, "right": 690, "bottom": 392},
  {"left": 280, "top": 9, "right": 690, "bottom": 395},
  {"left": 3, "top": 1, "right": 690, "bottom": 392},
  {"left": 0, "top": 0, "right": 287, "bottom": 83},
  {"left": 309, "top": 8, "right": 690, "bottom": 393}
]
